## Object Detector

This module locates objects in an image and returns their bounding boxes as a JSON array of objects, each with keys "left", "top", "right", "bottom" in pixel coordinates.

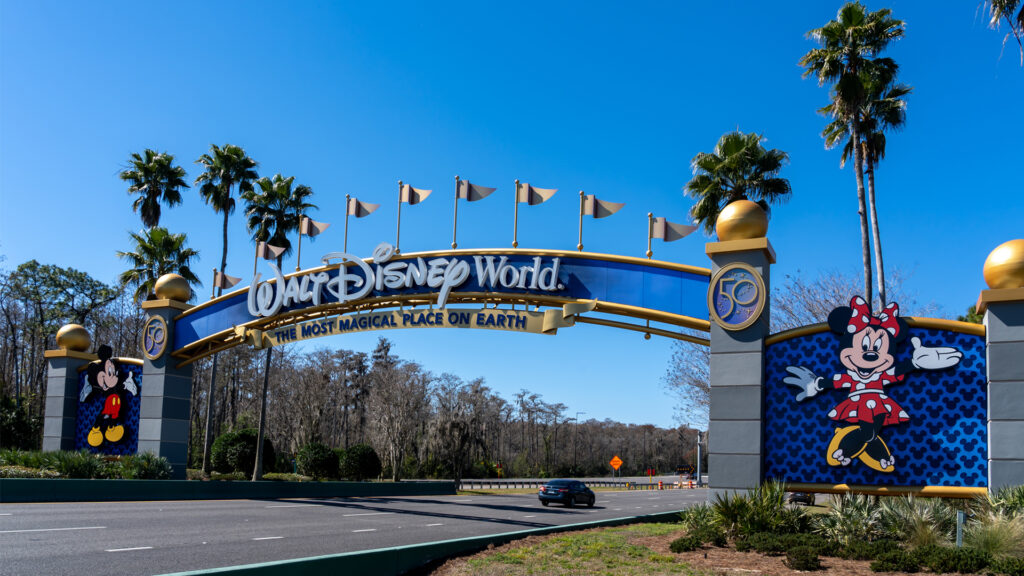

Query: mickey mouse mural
[
  {"left": 784, "top": 297, "right": 963, "bottom": 473},
  {"left": 76, "top": 344, "right": 140, "bottom": 453}
]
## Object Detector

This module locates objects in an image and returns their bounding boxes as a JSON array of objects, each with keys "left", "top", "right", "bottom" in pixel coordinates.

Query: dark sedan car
[
  {"left": 787, "top": 491, "right": 815, "bottom": 506},
  {"left": 538, "top": 479, "right": 595, "bottom": 507}
]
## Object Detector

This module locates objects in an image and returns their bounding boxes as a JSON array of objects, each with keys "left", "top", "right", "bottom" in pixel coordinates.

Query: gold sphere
[
  {"left": 154, "top": 273, "right": 191, "bottom": 302},
  {"left": 56, "top": 324, "right": 91, "bottom": 352},
  {"left": 984, "top": 239, "right": 1024, "bottom": 289},
  {"left": 716, "top": 200, "right": 768, "bottom": 241}
]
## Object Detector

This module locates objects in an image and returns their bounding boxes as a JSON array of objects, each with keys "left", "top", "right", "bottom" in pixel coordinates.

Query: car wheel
[
  {"left": 566, "top": 497, "right": 575, "bottom": 508},
  {"left": 541, "top": 501, "right": 549, "bottom": 506},
  {"left": 587, "top": 497, "right": 595, "bottom": 508}
]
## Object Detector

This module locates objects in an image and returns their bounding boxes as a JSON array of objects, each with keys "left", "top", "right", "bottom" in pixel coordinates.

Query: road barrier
[
  {"left": 158, "top": 509, "right": 687, "bottom": 576},
  {"left": 457, "top": 479, "right": 630, "bottom": 490},
  {"left": 0, "top": 478, "right": 455, "bottom": 503}
]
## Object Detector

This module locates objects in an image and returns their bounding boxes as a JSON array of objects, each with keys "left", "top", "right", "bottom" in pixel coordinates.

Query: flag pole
[
  {"left": 253, "top": 244, "right": 259, "bottom": 276},
  {"left": 512, "top": 179, "right": 520, "bottom": 249},
  {"left": 646, "top": 212, "right": 654, "bottom": 259},
  {"left": 344, "top": 194, "right": 351, "bottom": 253},
  {"left": 396, "top": 180, "right": 403, "bottom": 254},
  {"left": 577, "top": 190, "right": 585, "bottom": 252},
  {"left": 295, "top": 215, "right": 304, "bottom": 272},
  {"left": 452, "top": 175, "right": 460, "bottom": 249}
]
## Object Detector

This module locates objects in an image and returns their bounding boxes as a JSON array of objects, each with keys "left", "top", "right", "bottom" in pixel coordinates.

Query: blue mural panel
[
  {"left": 74, "top": 355, "right": 142, "bottom": 456},
  {"left": 764, "top": 328, "right": 987, "bottom": 488},
  {"left": 174, "top": 251, "right": 710, "bottom": 350}
]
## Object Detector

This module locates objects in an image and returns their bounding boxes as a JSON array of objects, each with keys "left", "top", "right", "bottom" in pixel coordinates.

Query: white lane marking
[
  {"left": 523, "top": 515, "right": 536, "bottom": 518},
  {"left": 106, "top": 546, "right": 153, "bottom": 552},
  {"left": 266, "top": 504, "right": 313, "bottom": 508},
  {"left": 343, "top": 512, "right": 394, "bottom": 517},
  {"left": 426, "top": 523, "right": 443, "bottom": 527},
  {"left": 614, "top": 508, "right": 623, "bottom": 511},
  {"left": 0, "top": 513, "right": 12, "bottom": 516},
  {"left": 0, "top": 526, "right": 105, "bottom": 534},
  {"left": 648, "top": 497, "right": 659, "bottom": 500},
  {"left": 634, "top": 507, "right": 643, "bottom": 509},
  {"left": 252, "top": 536, "right": 284, "bottom": 541},
  {"left": 353, "top": 529, "right": 377, "bottom": 533}
]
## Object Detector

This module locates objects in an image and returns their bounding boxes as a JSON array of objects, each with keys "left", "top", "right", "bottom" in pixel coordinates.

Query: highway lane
[{"left": 0, "top": 488, "right": 707, "bottom": 576}]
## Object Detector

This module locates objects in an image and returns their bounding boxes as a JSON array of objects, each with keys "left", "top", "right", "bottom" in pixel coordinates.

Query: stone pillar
[
  {"left": 705, "top": 201, "right": 774, "bottom": 494},
  {"left": 138, "top": 274, "right": 195, "bottom": 479},
  {"left": 42, "top": 325, "right": 96, "bottom": 451},
  {"left": 978, "top": 239, "right": 1024, "bottom": 492}
]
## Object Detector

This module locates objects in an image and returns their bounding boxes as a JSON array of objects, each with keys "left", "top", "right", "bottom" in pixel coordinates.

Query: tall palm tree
[
  {"left": 684, "top": 131, "right": 792, "bottom": 235},
  {"left": 821, "top": 62, "right": 911, "bottom": 306},
  {"left": 193, "top": 144, "right": 258, "bottom": 474},
  {"left": 242, "top": 173, "right": 316, "bottom": 481},
  {"left": 120, "top": 149, "right": 189, "bottom": 229},
  {"left": 987, "top": 0, "right": 1023, "bottom": 64},
  {"left": 117, "top": 227, "right": 200, "bottom": 303},
  {"left": 801, "top": 1, "right": 904, "bottom": 308}
]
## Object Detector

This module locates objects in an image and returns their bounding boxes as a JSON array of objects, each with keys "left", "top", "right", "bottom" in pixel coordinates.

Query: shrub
[
  {"left": 340, "top": 444, "right": 381, "bottom": 481},
  {"left": 680, "top": 503, "right": 718, "bottom": 533},
  {"left": 785, "top": 546, "right": 823, "bottom": 571},
  {"left": 992, "top": 556, "right": 1024, "bottom": 576},
  {"left": 992, "top": 486, "right": 1024, "bottom": 516},
  {"left": 735, "top": 538, "right": 752, "bottom": 552},
  {"left": 692, "top": 526, "right": 727, "bottom": 547},
  {"left": 966, "top": 511, "right": 1024, "bottom": 558},
  {"left": 210, "top": 471, "right": 245, "bottom": 481},
  {"left": 842, "top": 539, "right": 900, "bottom": 561},
  {"left": 815, "top": 493, "right": 884, "bottom": 546},
  {"left": 0, "top": 395, "right": 42, "bottom": 450},
  {"left": 120, "top": 453, "right": 172, "bottom": 480},
  {"left": 296, "top": 442, "right": 338, "bottom": 480},
  {"left": 0, "top": 465, "right": 60, "bottom": 478},
  {"left": 669, "top": 535, "right": 702, "bottom": 553},
  {"left": 54, "top": 450, "right": 103, "bottom": 478},
  {"left": 914, "top": 545, "right": 992, "bottom": 574},
  {"left": 870, "top": 550, "right": 920, "bottom": 573},
  {"left": 878, "top": 496, "right": 955, "bottom": 548},
  {"left": 210, "top": 429, "right": 275, "bottom": 474},
  {"left": 262, "top": 472, "right": 312, "bottom": 482},
  {"left": 747, "top": 532, "right": 787, "bottom": 556}
]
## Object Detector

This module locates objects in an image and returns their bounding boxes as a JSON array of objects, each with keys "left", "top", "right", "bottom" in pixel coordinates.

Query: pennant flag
[
  {"left": 346, "top": 197, "right": 379, "bottom": 218},
  {"left": 400, "top": 184, "right": 432, "bottom": 205},
  {"left": 583, "top": 194, "right": 625, "bottom": 219},
  {"left": 300, "top": 216, "right": 331, "bottom": 237},
  {"left": 517, "top": 183, "right": 557, "bottom": 205},
  {"left": 457, "top": 180, "right": 496, "bottom": 202},
  {"left": 652, "top": 217, "right": 697, "bottom": 242},
  {"left": 213, "top": 270, "right": 241, "bottom": 290},
  {"left": 256, "top": 241, "right": 287, "bottom": 260}
]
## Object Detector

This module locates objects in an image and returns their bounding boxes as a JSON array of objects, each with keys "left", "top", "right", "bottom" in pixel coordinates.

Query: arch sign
[{"left": 171, "top": 242, "right": 712, "bottom": 364}]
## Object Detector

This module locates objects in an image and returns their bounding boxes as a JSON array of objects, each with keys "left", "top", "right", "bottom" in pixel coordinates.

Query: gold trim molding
[
  {"left": 977, "top": 287, "right": 1024, "bottom": 314},
  {"left": 785, "top": 482, "right": 987, "bottom": 499},
  {"left": 142, "top": 299, "right": 193, "bottom": 312},
  {"left": 705, "top": 237, "right": 776, "bottom": 264},
  {"left": 43, "top": 349, "right": 97, "bottom": 361},
  {"left": 766, "top": 317, "right": 985, "bottom": 346}
]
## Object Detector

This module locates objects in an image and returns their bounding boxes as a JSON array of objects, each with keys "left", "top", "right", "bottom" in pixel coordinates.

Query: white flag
[
  {"left": 400, "top": 184, "right": 432, "bottom": 205},
  {"left": 652, "top": 217, "right": 697, "bottom": 242},
  {"left": 517, "top": 183, "right": 557, "bottom": 205},
  {"left": 300, "top": 216, "right": 331, "bottom": 236},
  {"left": 583, "top": 194, "right": 625, "bottom": 219},
  {"left": 346, "top": 197, "right": 379, "bottom": 218},
  {"left": 457, "top": 180, "right": 496, "bottom": 202}
]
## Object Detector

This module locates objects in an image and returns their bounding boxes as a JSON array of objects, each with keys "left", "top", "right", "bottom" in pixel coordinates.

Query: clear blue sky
[{"left": 2, "top": 1, "right": 1021, "bottom": 429}]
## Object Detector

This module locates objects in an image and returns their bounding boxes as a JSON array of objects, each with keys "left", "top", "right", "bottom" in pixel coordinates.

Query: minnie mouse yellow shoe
[
  {"left": 858, "top": 437, "right": 896, "bottom": 473},
  {"left": 105, "top": 425, "right": 124, "bottom": 443},
  {"left": 826, "top": 426, "right": 867, "bottom": 466},
  {"left": 87, "top": 427, "right": 103, "bottom": 447}
]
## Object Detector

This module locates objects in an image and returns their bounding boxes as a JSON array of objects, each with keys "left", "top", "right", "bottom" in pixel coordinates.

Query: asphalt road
[{"left": 0, "top": 488, "right": 708, "bottom": 576}]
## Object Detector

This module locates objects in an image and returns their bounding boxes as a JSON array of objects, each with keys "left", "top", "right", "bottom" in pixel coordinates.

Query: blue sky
[{"left": 1, "top": 1, "right": 1021, "bottom": 428}]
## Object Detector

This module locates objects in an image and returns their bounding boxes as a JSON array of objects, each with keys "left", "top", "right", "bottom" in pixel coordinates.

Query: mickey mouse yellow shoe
[
  {"left": 105, "top": 425, "right": 124, "bottom": 443},
  {"left": 87, "top": 427, "right": 103, "bottom": 447},
  {"left": 826, "top": 426, "right": 867, "bottom": 467}
]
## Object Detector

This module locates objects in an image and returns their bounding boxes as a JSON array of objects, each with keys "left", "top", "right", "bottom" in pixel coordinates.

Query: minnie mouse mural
[{"left": 784, "top": 296, "right": 963, "bottom": 473}]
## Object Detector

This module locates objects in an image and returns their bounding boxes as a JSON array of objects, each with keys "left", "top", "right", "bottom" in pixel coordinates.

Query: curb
[
  {"left": 0, "top": 478, "right": 455, "bottom": 503},
  {"left": 158, "top": 510, "right": 685, "bottom": 576}
]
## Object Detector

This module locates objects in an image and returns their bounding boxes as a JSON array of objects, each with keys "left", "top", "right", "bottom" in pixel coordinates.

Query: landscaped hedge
[
  {"left": 0, "top": 449, "right": 171, "bottom": 479},
  {"left": 210, "top": 429, "right": 275, "bottom": 475}
]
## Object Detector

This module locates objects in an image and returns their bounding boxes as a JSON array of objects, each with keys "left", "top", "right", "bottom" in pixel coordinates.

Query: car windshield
[{"left": 544, "top": 480, "right": 571, "bottom": 487}]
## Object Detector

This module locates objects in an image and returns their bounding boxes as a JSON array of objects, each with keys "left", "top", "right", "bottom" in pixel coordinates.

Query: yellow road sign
[{"left": 609, "top": 455, "right": 623, "bottom": 470}]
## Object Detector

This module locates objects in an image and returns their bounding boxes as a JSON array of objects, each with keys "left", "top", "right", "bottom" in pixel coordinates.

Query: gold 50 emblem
[
  {"left": 708, "top": 263, "right": 765, "bottom": 331},
  {"left": 142, "top": 315, "right": 168, "bottom": 360}
]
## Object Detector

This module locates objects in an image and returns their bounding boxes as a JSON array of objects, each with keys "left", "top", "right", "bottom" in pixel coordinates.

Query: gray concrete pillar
[
  {"left": 139, "top": 298, "right": 194, "bottom": 479},
  {"left": 42, "top": 349, "right": 96, "bottom": 451},
  {"left": 981, "top": 295, "right": 1024, "bottom": 491},
  {"left": 706, "top": 237, "right": 774, "bottom": 494}
]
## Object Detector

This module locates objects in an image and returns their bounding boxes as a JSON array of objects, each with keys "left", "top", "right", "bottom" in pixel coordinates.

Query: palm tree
[
  {"left": 242, "top": 173, "right": 316, "bottom": 481},
  {"left": 801, "top": 1, "right": 904, "bottom": 308},
  {"left": 193, "top": 144, "right": 258, "bottom": 474},
  {"left": 117, "top": 227, "right": 200, "bottom": 303},
  {"left": 821, "top": 61, "right": 911, "bottom": 306},
  {"left": 987, "top": 0, "right": 1023, "bottom": 64},
  {"left": 684, "top": 130, "right": 792, "bottom": 235},
  {"left": 120, "top": 149, "right": 189, "bottom": 229}
]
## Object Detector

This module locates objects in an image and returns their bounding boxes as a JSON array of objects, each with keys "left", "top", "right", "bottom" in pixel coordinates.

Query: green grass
[{"left": 457, "top": 523, "right": 706, "bottom": 575}]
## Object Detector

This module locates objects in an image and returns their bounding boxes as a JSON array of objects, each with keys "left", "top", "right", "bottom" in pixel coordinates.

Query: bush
[
  {"left": 669, "top": 535, "right": 703, "bottom": 553},
  {"left": 0, "top": 395, "right": 42, "bottom": 450},
  {"left": 842, "top": 538, "right": 900, "bottom": 561},
  {"left": 340, "top": 444, "right": 381, "bottom": 481},
  {"left": 296, "top": 442, "right": 338, "bottom": 480},
  {"left": 815, "top": 493, "right": 884, "bottom": 547},
  {"left": 914, "top": 545, "right": 992, "bottom": 574},
  {"left": 0, "top": 465, "right": 60, "bottom": 478},
  {"left": 992, "top": 556, "right": 1024, "bottom": 576},
  {"left": 262, "top": 472, "right": 312, "bottom": 482},
  {"left": 878, "top": 496, "right": 955, "bottom": 548},
  {"left": 712, "top": 481, "right": 809, "bottom": 538},
  {"left": 747, "top": 532, "right": 787, "bottom": 556},
  {"left": 680, "top": 503, "right": 718, "bottom": 533},
  {"left": 967, "top": 511, "right": 1024, "bottom": 558},
  {"left": 54, "top": 450, "right": 103, "bottom": 478},
  {"left": 210, "top": 471, "right": 246, "bottom": 481},
  {"left": 210, "top": 429, "right": 275, "bottom": 475},
  {"left": 870, "top": 550, "right": 920, "bottom": 573},
  {"left": 735, "top": 538, "right": 752, "bottom": 552},
  {"left": 692, "top": 526, "right": 727, "bottom": 547},
  {"left": 120, "top": 453, "right": 173, "bottom": 479},
  {"left": 785, "top": 546, "right": 823, "bottom": 571}
]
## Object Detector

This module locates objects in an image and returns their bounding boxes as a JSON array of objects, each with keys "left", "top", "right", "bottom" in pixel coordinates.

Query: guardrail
[{"left": 457, "top": 478, "right": 704, "bottom": 491}]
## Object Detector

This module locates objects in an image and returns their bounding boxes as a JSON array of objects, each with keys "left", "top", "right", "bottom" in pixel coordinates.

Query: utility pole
[{"left": 696, "top": 430, "right": 703, "bottom": 487}]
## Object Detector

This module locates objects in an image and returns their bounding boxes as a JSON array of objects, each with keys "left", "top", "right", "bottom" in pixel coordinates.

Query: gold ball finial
[
  {"left": 716, "top": 200, "right": 768, "bottom": 241},
  {"left": 56, "top": 324, "right": 91, "bottom": 352},
  {"left": 154, "top": 273, "right": 191, "bottom": 302},
  {"left": 984, "top": 239, "right": 1024, "bottom": 289}
]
